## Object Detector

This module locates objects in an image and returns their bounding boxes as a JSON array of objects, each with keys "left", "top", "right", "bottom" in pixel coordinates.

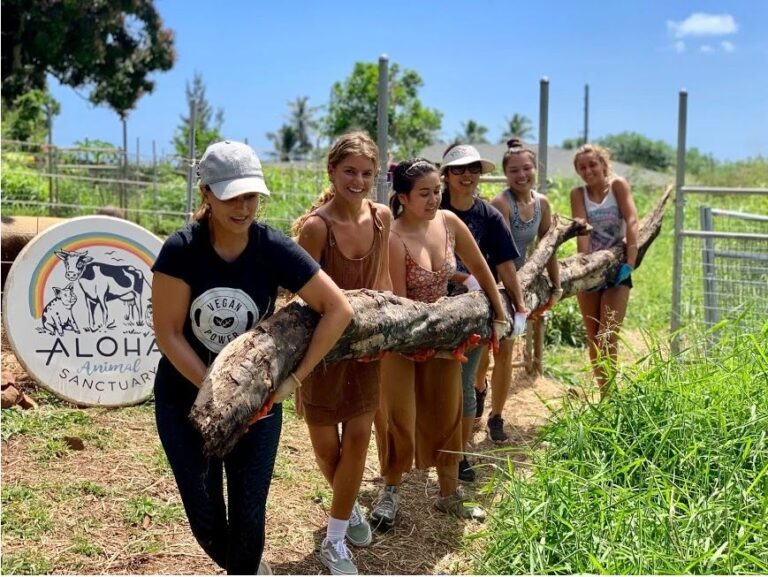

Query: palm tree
[
  {"left": 500, "top": 114, "right": 533, "bottom": 142},
  {"left": 288, "top": 96, "right": 320, "bottom": 158},
  {"left": 457, "top": 119, "right": 489, "bottom": 144},
  {"left": 266, "top": 124, "right": 299, "bottom": 162}
]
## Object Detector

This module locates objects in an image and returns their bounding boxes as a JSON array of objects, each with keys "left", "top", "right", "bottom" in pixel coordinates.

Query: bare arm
[
  {"left": 152, "top": 272, "right": 207, "bottom": 388},
  {"left": 292, "top": 270, "right": 353, "bottom": 381},
  {"left": 375, "top": 203, "right": 394, "bottom": 292},
  {"left": 496, "top": 261, "right": 526, "bottom": 313},
  {"left": 447, "top": 212, "right": 507, "bottom": 321},
  {"left": 570, "top": 187, "right": 590, "bottom": 254},
  {"left": 387, "top": 231, "right": 407, "bottom": 298},
  {"left": 538, "top": 196, "right": 561, "bottom": 289},
  {"left": 613, "top": 178, "right": 639, "bottom": 267},
  {"left": 296, "top": 213, "right": 327, "bottom": 262}
]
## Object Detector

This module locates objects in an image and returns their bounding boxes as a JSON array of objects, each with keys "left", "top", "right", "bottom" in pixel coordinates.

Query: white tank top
[{"left": 583, "top": 184, "right": 625, "bottom": 252}]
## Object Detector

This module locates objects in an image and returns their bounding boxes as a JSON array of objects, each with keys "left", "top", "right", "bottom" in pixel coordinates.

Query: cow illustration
[
  {"left": 54, "top": 249, "right": 150, "bottom": 331},
  {"left": 39, "top": 284, "right": 81, "bottom": 336}
]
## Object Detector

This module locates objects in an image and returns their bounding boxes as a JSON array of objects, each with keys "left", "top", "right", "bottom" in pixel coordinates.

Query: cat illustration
[{"left": 40, "top": 284, "right": 81, "bottom": 336}]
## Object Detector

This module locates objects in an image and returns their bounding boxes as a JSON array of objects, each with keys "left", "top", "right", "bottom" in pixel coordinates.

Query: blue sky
[{"left": 48, "top": 0, "right": 767, "bottom": 162}]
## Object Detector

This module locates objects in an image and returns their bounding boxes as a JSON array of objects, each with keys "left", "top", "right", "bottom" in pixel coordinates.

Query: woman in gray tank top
[
  {"left": 570, "top": 143, "right": 639, "bottom": 399},
  {"left": 468, "top": 140, "right": 563, "bottom": 424}
]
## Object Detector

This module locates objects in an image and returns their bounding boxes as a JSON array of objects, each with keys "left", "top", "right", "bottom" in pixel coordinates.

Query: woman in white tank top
[{"left": 570, "top": 144, "right": 639, "bottom": 399}]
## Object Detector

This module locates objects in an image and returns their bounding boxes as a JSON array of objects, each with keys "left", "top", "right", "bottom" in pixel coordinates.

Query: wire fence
[{"left": 673, "top": 190, "right": 768, "bottom": 346}]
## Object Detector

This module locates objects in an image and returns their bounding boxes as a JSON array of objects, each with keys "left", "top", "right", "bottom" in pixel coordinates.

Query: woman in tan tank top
[
  {"left": 370, "top": 158, "right": 509, "bottom": 530},
  {"left": 292, "top": 132, "right": 392, "bottom": 574}
]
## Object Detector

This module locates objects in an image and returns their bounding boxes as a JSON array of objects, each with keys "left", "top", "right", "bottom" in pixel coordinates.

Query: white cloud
[
  {"left": 667, "top": 13, "right": 738, "bottom": 38},
  {"left": 674, "top": 40, "right": 686, "bottom": 53},
  {"left": 721, "top": 40, "right": 735, "bottom": 52},
  {"left": 700, "top": 45, "right": 714, "bottom": 53}
]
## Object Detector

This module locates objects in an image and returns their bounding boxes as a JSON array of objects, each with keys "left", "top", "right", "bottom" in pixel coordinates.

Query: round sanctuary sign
[{"left": 3, "top": 216, "right": 164, "bottom": 406}]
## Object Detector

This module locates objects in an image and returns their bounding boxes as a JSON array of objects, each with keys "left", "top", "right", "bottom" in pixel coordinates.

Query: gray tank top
[{"left": 505, "top": 189, "right": 542, "bottom": 270}]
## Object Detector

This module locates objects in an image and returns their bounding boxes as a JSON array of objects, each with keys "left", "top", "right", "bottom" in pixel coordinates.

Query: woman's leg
[
  {"left": 576, "top": 290, "right": 604, "bottom": 389},
  {"left": 224, "top": 403, "right": 283, "bottom": 575},
  {"left": 155, "top": 396, "right": 228, "bottom": 570},
  {"left": 597, "top": 285, "right": 630, "bottom": 397},
  {"left": 460, "top": 346, "right": 484, "bottom": 453},
  {"left": 307, "top": 411, "right": 376, "bottom": 521}
]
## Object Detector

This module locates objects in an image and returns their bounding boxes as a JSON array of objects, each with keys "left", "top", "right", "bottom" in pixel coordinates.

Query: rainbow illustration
[{"left": 28, "top": 232, "right": 157, "bottom": 318}]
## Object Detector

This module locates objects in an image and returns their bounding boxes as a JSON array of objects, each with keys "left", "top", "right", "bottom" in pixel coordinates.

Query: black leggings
[{"left": 155, "top": 394, "right": 282, "bottom": 574}]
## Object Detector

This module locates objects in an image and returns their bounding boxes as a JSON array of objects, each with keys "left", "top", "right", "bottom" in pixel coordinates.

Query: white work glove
[
  {"left": 462, "top": 274, "right": 482, "bottom": 291},
  {"left": 512, "top": 311, "right": 528, "bottom": 338},
  {"left": 273, "top": 372, "right": 302, "bottom": 403},
  {"left": 550, "top": 287, "right": 564, "bottom": 307},
  {"left": 492, "top": 318, "right": 510, "bottom": 341}
]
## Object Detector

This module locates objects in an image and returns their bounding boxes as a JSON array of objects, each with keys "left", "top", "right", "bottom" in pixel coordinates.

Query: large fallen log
[{"left": 191, "top": 186, "right": 672, "bottom": 456}]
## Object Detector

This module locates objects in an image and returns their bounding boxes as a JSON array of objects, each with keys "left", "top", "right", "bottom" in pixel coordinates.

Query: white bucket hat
[
  {"left": 441, "top": 144, "right": 496, "bottom": 174},
  {"left": 198, "top": 140, "right": 271, "bottom": 200}
]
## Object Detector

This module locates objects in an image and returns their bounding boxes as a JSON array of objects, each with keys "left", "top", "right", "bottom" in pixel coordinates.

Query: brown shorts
[
  {"left": 300, "top": 359, "right": 381, "bottom": 426},
  {"left": 375, "top": 355, "right": 462, "bottom": 476}
]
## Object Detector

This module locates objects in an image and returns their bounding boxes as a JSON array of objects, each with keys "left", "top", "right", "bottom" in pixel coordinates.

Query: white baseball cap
[
  {"left": 198, "top": 140, "right": 271, "bottom": 200},
  {"left": 441, "top": 144, "right": 496, "bottom": 174}
]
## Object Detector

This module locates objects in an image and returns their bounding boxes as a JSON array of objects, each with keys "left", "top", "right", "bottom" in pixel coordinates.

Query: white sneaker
[{"left": 319, "top": 538, "right": 357, "bottom": 575}]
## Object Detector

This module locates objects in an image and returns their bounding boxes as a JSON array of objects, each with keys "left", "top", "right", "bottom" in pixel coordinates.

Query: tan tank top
[{"left": 313, "top": 200, "right": 387, "bottom": 290}]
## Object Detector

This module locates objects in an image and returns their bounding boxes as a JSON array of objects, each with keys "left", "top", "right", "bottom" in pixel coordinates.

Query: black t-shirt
[
  {"left": 152, "top": 219, "right": 320, "bottom": 402},
  {"left": 440, "top": 193, "right": 520, "bottom": 274}
]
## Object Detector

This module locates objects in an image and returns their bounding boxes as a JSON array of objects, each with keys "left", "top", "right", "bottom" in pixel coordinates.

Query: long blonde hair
[{"left": 291, "top": 131, "right": 379, "bottom": 236}]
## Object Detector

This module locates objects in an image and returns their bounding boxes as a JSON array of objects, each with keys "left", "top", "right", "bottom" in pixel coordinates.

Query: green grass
[
  {"left": 1, "top": 483, "right": 53, "bottom": 541},
  {"left": 0, "top": 551, "right": 53, "bottom": 575},
  {"left": 478, "top": 323, "right": 768, "bottom": 574},
  {"left": 122, "top": 495, "right": 184, "bottom": 527}
]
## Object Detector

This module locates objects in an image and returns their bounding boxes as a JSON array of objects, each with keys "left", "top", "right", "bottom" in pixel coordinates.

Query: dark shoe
[
  {"left": 458, "top": 457, "right": 476, "bottom": 483},
  {"left": 474, "top": 383, "right": 487, "bottom": 420},
  {"left": 487, "top": 414, "right": 509, "bottom": 444}
]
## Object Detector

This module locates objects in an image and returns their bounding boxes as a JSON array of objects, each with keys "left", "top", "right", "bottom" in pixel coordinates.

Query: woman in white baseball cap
[
  {"left": 152, "top": 140, "right": 353, "bottom": 574},
  {"left": 439, "top": 143, "right": 527, "bottom": 478}
]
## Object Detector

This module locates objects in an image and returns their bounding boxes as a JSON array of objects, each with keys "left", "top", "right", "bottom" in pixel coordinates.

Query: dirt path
[{"left": 1, "top": 336, "right": 571, "bottom": 575}]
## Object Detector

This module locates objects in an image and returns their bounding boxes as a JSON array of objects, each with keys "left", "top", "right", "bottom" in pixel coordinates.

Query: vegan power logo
[
  {"left": 190, "top": 288, "right": 258, "bottom": 352},
  {"left": 3, "top": 217, "right": 163, "bottom": 407}
]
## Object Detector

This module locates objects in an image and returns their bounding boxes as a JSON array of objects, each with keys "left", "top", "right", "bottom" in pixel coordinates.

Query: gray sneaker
[
  {"left": 369, "top": 485, "right": 399, "bottom": 532},
  {"left": 346, "top": 501, "right": 372, "bottom": 547},
  {"left": 319, "top": 538, "right": 357, "bottom": 575},
  {"left": 257, "top": 560, "right": 273, "bottom": 575},
  {"left": 435, "top": 491, "right": 487, "bottom": 522}
]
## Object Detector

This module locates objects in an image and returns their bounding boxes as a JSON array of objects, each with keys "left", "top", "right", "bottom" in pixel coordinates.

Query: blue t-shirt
[
  {"left": 440, "top": 193, "right": 520, "bottom": 274},
  {"left": 152, "top": 219, "right": 320, "bottom": 401}
]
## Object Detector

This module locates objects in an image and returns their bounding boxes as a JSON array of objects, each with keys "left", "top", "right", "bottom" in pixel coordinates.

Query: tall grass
[{"left": 478, "top": 323, "right": 768, "bottom": 574}]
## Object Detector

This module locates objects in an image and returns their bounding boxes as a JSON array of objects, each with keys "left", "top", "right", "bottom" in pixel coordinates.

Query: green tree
[
  {"left": 1, "top": 0, "right": 175, "bottom": 117},
  {"left": 172, "top": 73, "right": 224, "bottom": 163},
  {"left": 1, "top": 89, "right": 60, "bottom": 142},
  {"left": 325, "top": 61, "right": 442, "bottom": 157},
  {"left": 597, "top": 132, "right": 675, "bottom": 172},
  {"left": 288, "top": 96, "right": 320, "bottom": 157},
  {"left": 266, "top": 124, "right": 299, "bottom": 162},
  {"left": 561, "top": 137, "right": 583, "bottom": 150},
  {"left": 500, "top": 114, "right": 533, "bottom": 142},
  {"left": 457, "top": 120, "right": 489, "bottom": 144}
]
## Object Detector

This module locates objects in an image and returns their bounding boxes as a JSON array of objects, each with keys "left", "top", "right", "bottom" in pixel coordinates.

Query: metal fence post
[
  {"left": 376, "top": 54, "right": 390, "bottom": 204},
  {"left": 538, "top": 77, "right": 549, "bottom": 195},
  {"left": 47, "top": 107, "right": 55, "bottom": 216},
  {"left": 700, "top": 206, "right": 718, "bottom": 332},
  {"left": 670, "top": 90, "right": 688, "bottom": 354}
]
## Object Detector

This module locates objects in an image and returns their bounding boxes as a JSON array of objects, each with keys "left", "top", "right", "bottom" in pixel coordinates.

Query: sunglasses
[{"left": 448, "top": 163, "right": 482, "bottom": 175}]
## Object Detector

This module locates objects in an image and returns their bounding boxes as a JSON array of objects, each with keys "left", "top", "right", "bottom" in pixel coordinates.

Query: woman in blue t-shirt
[
  {"left": 570, "top": 143, "right": 638, "bottom": 399},
  {"left": 151, "top": 141, "right": 353, "bottom": 575}
]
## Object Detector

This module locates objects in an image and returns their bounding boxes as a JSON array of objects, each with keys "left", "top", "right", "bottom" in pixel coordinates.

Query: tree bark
[{"left": 191, "top": 186, "right": 672, "bottom": 457}]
